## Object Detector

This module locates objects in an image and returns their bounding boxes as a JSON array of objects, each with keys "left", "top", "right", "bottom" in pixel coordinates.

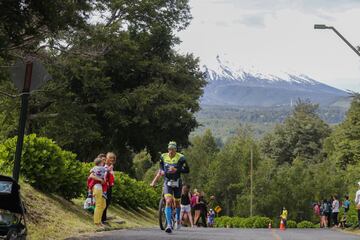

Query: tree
[
  {"left": 261, "top": 100, "right": 331, "bottom": 165},
  {"left": 0, "top": 0, "right": 92, "bottom": 58},
  {"left": 326, "top": 94, "right": 360, "bottom": 167},
  {"left": 18, "top": 0, "right": 205, "bottom": 170},
  {"left": 183, "top": 129, "right": 218, "bottom": 189},
  {"left": 206, "top": 128, "right": 261, "bottom": 216}
]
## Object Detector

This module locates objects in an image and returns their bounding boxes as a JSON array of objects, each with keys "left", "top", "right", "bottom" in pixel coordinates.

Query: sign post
[
  {"left": 12, "top": 61, "right": 33, "bottom": 182},
  {"left": 10, "top": 57, "right": 51, "bottom": 182}
]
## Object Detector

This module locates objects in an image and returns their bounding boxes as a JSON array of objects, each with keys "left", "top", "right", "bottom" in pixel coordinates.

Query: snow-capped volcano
[{"left": 201, "top": 56, "right": 348, "bottom": 106}]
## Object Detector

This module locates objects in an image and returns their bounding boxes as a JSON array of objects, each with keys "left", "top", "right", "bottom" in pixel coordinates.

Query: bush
[
  {"left": 230, "top": 217, "right": 244, "bottom": 228},
  {"left": 286, "top": 220, "right": 297, "bottom": 228},
  {"left": 214, "top": 216, "right": 232, "bottom": 228},
  {"left": 253, "top": 217, "right": 272, "bottom": 228},
  {"left": 297, "top": 220, "right": 315, "bottom": 228},
  {"left": 239, "top": 216, "right": 258, "bottom": 228},
  {"left": 0, "top": 134, "right": 86, "bottom": 199},
  {"left": 111, "top": 172, "right": 159, "bottom": 209}
]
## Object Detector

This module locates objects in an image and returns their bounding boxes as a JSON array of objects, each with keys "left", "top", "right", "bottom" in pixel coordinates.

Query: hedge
[
  {"left": 214, "top": 216, "right": 272, "bottom": 228},
  {"left": 109, "top": 172, "right": 159, "bottom": 209},
  {"left": 0, "top": 134, "right": 160, "bottom": 209},
  {"left": 0, "top": 134, "right": 87, "bottom": 199},
  {"left": 297, "top": 220, "right": 315, "bottom": 228},
  {"left": 286, "top": 220, "right": 297, "bottom": 228}
]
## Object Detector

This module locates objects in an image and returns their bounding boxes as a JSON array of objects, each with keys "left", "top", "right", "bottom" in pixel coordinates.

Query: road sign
[
  {"left": 214, "top": 206, "right": 222, "bottom": 213},
  {"left": 10, "top": 58, "right": 51, "bottom": 92}
]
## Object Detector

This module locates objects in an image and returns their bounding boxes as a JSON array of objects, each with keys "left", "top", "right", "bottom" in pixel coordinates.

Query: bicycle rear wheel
[{"left": 158, "top": 197, "right": 166, "bottom": 230}]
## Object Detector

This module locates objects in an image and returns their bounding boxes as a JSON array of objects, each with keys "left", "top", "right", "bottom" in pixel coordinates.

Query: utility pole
[{"left": 250, "top": 147, "right": 253, "bottom": 217}]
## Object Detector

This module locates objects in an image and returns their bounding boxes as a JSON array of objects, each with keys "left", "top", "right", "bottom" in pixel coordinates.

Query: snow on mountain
[{"left": 201, "top": 55, "right": 349, "bottom": 107}]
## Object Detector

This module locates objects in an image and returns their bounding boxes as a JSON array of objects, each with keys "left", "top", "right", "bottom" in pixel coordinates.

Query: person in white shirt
[
  {"left": 355, "top": 181, "right": 360, "bottom": 229},
  {"left": 331, "top": 195, "right": 339, "bottom": 227}
]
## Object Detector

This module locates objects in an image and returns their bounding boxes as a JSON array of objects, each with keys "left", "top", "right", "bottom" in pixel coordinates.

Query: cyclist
[{"left": 160, "top": 141, "right": 189, "bottom": 233}]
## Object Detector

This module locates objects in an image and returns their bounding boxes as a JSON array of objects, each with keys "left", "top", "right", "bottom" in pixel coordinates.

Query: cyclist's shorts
[{"left": 164, "top": 179, "right": 182, "bottom": 200}]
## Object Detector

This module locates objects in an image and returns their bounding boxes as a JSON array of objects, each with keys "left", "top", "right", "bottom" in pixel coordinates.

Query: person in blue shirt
[{"left": 343, "top": 195, "right": 350, "bottom": 216}]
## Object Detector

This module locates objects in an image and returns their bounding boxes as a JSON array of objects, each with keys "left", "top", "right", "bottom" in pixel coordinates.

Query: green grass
[{"left": 19, "top": 182, "right": 157, "bottom": 240}]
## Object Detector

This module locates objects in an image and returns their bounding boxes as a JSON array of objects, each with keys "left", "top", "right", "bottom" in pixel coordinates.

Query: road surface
[{"left": 67, "top": 227, "right": 360, "bottom": 240}]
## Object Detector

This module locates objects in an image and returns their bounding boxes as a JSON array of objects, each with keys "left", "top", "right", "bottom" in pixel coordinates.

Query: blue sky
[{"left": 177, "top": 0, "right": 360, "bottom": 91}]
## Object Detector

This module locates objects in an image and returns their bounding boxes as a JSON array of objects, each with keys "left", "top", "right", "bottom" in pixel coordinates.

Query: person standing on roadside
[
  {"left": 343, "top": 195, "right": 350, "bottom": 217},
  {"left": 102, "top": 152, "right": 117, "bottom": 224},
  {"left": 89, "top": 157, "right": 106, "bottom": 227},
  {"left": 320, "top": 200, "right": 327, "bottom": 228},
  {"left": 331, "top": 195, "right": 339, "bottom": 227},
  {"left": 280, "top": 207, "right": 288, "bottom": 227},
  {"left": 355, "top": 181, "right": 360, "bottom": 229},
  {"left": 324, "top": 199, "right": 332, "bottom": 227}
]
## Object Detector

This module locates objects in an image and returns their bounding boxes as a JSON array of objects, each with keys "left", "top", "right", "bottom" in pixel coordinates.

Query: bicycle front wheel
[{"left": 158, "top": 197, "right": 166, "bottom": 230}]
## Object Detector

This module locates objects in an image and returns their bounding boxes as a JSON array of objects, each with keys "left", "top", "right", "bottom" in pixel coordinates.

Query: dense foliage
[
  {"left": 185, "top": 99, "right": 360, "bottom": 224},
  {"left": 0, "top": 134, "right": 159, "bottom": 208},
  {"left": 112, "top": 172, "right": 159, "bottom": 209},
  {"left": 214, "top": 216, "right": 272, "bottom": 228},
  {"left": 0, "top": 134, "right": 87, "bottom": 199},
  {"left": 0, "top": 0, "right": 205, "bottom": 172}
]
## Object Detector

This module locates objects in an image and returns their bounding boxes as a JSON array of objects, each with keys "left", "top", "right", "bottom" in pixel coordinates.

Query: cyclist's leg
[
  {"left": 164, "top": 183, "right": 174, "bottom": 228},
  {"left": 174, "top": 186, "right": 182, "bottom": 225}
]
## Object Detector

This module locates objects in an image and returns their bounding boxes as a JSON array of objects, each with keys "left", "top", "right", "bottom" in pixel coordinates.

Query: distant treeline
[{"left": 197, "top": 104, "right": 348, "bottom": 124}]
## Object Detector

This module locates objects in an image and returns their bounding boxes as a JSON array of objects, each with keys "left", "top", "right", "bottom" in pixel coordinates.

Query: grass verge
[{"left": 20, "top": 182, "right": 157, "bottom": 240}]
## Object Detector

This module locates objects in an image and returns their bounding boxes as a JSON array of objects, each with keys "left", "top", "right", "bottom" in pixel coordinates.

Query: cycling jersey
[
  {"left": 160, "top": 152, "right": 189, "bottom": 199},
  {"left": 159, "top": 152, "right": 189, "bottom": 181}
]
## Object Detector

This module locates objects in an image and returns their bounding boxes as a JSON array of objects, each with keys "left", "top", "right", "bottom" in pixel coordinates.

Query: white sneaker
[{"left": 175, "top": 221, "right": 181, "bottom": 230}]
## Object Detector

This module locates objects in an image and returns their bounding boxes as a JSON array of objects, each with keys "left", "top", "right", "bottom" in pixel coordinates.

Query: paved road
[{"left": 68, "top": 227, "right": 360, "bottom": 240}]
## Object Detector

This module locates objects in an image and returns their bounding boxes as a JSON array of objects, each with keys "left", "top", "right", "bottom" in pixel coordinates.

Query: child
[
  {"left": 207, "top": 209, "right": 215, "bottom": 227},
  {"left": 180, "top": 185, "right": 194, "bottom": 227},
  {"left": 87, "top": 157, "right": 107, "bottom": 199}
]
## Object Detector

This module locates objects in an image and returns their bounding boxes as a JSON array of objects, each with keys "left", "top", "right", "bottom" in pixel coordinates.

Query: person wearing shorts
[
  {"left": 160, "top": 141, "right": 189, "bottom": 233},
  {"left": 180, "top": 185, "right": 194, "bottom": 227}
]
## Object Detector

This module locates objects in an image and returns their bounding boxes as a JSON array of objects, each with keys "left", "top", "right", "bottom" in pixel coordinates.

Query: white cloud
[{"left": 177, "top": 0, "right": 360, "bottom": 91}]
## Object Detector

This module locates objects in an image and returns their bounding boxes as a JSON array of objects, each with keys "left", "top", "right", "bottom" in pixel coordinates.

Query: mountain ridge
[{"left": 200, "top": 56, "right": 349, "bottom": 107}]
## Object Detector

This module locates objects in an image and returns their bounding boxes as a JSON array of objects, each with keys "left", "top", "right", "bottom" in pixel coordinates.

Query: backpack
[
  {"left": 324, "top": 202, "right": 331, "bottom": 213},
  {"left": 190, "top": 195, "right": 198, "bottom": 208}
]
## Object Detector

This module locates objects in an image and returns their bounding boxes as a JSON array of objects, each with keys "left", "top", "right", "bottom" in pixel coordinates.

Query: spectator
[
  {"left": 102, "top": 152, "right": 117, "bottom": 224},
  {"left": 207, "top": 209, "right": 215, "bottom": 227},
  {"left": 313, "top": 202, "right": 320, "bottom": 224},
  {"left": 343, "top": 195, "right": 350, "bottom": 217},
  {"left": 324, "top": 199, "right": 332, "bottom": 227},
  {"left": 180, "top": 185, "right": 194, "bottom": 227},
  {"left": 320, "top": 200, "right": 327, "bottom": 228},
  {"left": 280, "top": 207, "right": 288, "bottom": 227},
  {"left": 89, "top": 157, "right": 106, "bottom": 227},
  {"left": 332, "top": 195, "right": 339, "bottom": 227},
  {"left": 195, "top": 191, "right": 207, "bottom": 227},
  {"left": 191, "top": 189, "right": 199, "bottom": 224},
  {"left": 355, "top": 181, "right": 360, "bottom": 229}
]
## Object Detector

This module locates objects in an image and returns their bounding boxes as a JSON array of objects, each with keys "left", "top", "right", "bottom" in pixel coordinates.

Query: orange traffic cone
[
  {"left": 268, "top": 222, "right": 272, "bottom": 229},
  {"left": 280, "top": 219, "right": 285, "bottom": 231}
]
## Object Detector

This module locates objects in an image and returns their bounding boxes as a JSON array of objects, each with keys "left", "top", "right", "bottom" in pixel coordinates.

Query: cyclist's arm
[{"left": 179, "top": 157, "right": 189, "bottom": 173}]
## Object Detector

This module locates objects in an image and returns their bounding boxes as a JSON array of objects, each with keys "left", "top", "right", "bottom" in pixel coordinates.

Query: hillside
[{"left": 20, "top": 182, "right": 157, "bottom": 240}]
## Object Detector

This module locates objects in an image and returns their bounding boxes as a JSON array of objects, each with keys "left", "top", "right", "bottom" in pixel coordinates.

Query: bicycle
[{"left": 158, "top": 191, "right": 176, "bottom": 230}]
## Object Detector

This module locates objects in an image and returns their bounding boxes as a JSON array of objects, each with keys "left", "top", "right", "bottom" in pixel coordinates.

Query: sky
[{"left": 177, "top": 0, "right": 360, "bottom": 91}]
